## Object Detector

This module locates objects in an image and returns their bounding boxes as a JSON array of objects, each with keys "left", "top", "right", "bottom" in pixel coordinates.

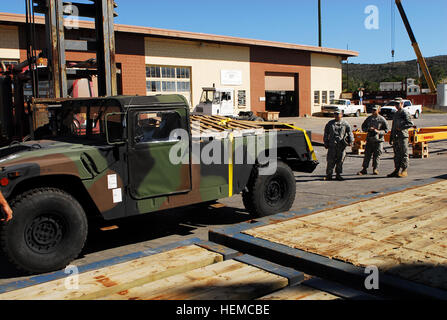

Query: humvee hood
[{"left": 0, "top": 140, "right": 116, "bottom": 180}]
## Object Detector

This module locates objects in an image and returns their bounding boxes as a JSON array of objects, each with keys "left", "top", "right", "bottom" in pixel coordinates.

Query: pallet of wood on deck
[
  {"left": 244, "top": 180, "right": 447, "bottom": 291},
  {"left": 99, "top": 259, "right": 288, "bottom": 300},
  {"left": 0, "top": 245, "right": 223, "bottom": 301}
]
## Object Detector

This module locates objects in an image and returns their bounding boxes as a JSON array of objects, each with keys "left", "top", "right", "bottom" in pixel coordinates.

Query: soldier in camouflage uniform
[
  {"left": 357, "top": 106, "right": 389, "bottom": 176},
  {"left": 324, "top": 110, "right": 354, "bottom": 181},
  {"left": 388, "top": 100, "right": 415, "bottom": 178}
]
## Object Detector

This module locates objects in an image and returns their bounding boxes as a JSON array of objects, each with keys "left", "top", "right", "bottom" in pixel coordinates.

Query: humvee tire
[
  {"left": 242, "top": 161, "right": 296, "bottom": 218},
  {"left": 0, "top": 188, "right": 88, "bottom": 274}
]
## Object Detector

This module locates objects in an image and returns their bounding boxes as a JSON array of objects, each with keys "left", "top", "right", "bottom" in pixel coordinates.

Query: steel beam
[
  {"left": 44, "top": 0, "right": 68, "bottom": 98},
  {"left": 95, "top": 0, "right": 117, "bottom": 96}
]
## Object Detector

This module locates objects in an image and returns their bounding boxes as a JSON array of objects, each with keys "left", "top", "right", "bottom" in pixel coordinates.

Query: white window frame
[
  {"left": 329, "top": 91, "right": 335, "bottom": 101},
  {"left": 322, "top": 91, "right": 328, "bottom": 104},
  {"left": 314, "top": 91, "right": 320, "bottom": 104},
  {"left": 146, "top": 65, "right": 192, "bottom": 104}
]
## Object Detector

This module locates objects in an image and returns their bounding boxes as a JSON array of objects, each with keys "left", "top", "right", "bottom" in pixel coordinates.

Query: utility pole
[
  {"left": 318, "top": 0, "right": 322, "bottom": 47},
  {"left": 346, "top": 44, "right": 349, "bottom": 91}
]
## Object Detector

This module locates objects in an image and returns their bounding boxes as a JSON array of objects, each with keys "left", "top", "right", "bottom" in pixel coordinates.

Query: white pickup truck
[
  {"left": 379, "top": 99, "right": 422, "bottom": 120},
  {"left": 321, "top": 99, "right": 365, "bottom": 117}
]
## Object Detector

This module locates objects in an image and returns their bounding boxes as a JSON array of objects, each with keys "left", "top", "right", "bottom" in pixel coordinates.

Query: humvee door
[{"left": 127, "top": 107, "right": 191, "bottom": 199}]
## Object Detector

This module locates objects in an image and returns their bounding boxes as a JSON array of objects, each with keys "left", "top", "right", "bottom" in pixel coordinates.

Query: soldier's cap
[
  {"left": 334, "top": 110, "right": 341, "bottom": 114},
  {"left": 372, "top": 105, "right": 380, "bottom": 111}
]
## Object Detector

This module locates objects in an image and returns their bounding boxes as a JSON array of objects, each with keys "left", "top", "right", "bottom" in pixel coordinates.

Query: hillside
[{"left": 342, "top": 55, "right": 447, "bottom": 92}]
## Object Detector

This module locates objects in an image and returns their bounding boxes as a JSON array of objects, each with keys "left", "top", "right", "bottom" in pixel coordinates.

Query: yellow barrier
[{"left": 352, "top": 126, "right": 447, "bottom": 158}]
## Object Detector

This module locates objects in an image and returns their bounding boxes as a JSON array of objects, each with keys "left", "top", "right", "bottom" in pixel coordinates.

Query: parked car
[
  {"left": 321, "top": 99, "right": 365, "bottom": 117},
  {"left": 379, "top": 99, "right": 422, "bottom": 120}
]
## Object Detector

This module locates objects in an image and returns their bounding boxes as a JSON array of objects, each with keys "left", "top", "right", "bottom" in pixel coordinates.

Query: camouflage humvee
[{"left": 0, "top": 95, "right": 318, "bottom": 274}]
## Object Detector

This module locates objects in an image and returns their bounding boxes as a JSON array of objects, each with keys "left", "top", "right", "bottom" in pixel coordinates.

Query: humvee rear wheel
[
  {"left": 242, "top": 161, "right": 296, "bottom": 218},
  {"left": 0, "top": 188, "right": 88, "bottom": 274}
]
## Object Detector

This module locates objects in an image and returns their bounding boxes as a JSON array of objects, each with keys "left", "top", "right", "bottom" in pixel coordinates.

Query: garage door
[{"left": 265, "top": 74, "right": 295, "bottom": 91}]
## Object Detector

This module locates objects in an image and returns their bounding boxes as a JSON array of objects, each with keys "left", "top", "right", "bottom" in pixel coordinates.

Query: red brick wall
[
  {"left": 17, "top": 24, "right": 147, "bottom": 96},
  {"left": 250, "top": 46, "right": 311, "bottom": 117},
  {"left": 115, "top": 32, "right": 146, "bottom": 96}
]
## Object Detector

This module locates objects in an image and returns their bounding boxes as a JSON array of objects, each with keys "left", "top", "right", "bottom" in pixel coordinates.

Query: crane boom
[{"left": 395, "top": 0, "right": 436, "bottom": 93}]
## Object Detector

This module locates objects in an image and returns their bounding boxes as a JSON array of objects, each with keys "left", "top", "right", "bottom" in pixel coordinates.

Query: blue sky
[{"left": 2, "top": 0, "right": 446, "bottom": 64}]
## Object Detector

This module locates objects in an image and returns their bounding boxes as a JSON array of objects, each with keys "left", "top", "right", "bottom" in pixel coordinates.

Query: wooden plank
[
  {"left": 0, "top": 245, "right": 223, "bottom": 300},
  {"left": 100, "top": 260, "right": 288, "bottom": 300},
  {"left": 258, "top": 284, "right": 340, "bottom": 300}
]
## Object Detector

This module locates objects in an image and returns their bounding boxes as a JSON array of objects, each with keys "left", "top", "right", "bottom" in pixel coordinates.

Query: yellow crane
[{"left": 395, "top": 0, "right": 437, "bottom": 93}]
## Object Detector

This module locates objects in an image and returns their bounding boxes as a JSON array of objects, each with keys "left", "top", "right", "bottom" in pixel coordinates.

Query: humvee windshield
[{"left": 35, "top": 105, "right": 122, "bottom": 142}]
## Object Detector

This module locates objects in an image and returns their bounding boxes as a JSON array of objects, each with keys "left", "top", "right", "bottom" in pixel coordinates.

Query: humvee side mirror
[{"left": 105, "top": 112, "right": 126, "bottom": 145}]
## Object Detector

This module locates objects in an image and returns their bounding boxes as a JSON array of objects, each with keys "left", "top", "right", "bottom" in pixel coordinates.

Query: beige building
[
  {"left": 310, "top": 53, "right": 344, "bottom": 115},
  {"left": 0, "top": 25, "right": 20, "bottom": 63},
  {"left": 145, "top": 38, "right": 251, "bottom": 112}
]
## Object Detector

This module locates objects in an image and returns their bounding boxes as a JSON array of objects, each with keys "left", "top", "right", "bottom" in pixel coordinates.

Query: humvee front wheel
[
  {"left": 242, "top": 161, "right": 296, "bottom": 218},
  {"left": 0, "top": 188, "right": 88, "bottom": 274}
]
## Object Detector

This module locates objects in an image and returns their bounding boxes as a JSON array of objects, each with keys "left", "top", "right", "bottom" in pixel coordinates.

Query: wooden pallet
[
  {"left": 413, "top": 142, "right": 429, "bottom": 159},
  {"left": 352, "top": 140, "right": 366, "bottom": 155},
  {"left": 210, "top": 178, "right": 447, "bottom": 299},
  {"left": 243, "top": 180, "right": 447, "bottom": 292}
]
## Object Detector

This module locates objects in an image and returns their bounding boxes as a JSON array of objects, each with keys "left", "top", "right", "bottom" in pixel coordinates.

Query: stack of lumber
[
  {"left": 244, "top": 180, "right": 447, "bottom": 291},
  {"left": 0, "top": 245, "right": 297, "bottom": 301}
]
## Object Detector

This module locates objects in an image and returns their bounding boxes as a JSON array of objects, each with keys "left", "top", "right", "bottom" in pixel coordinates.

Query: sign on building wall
[{"left": 221, "top": 70, "right": 242, "bottom": 86}]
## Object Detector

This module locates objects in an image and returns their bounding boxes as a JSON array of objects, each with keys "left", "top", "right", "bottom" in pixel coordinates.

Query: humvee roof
[{"left": 46, "top": 94, "right": 189, "bottom": 110}]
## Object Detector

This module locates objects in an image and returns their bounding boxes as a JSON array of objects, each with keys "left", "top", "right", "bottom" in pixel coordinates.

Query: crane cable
[{"left": 391, "top": 0, "right": 396, "bottom": 64}]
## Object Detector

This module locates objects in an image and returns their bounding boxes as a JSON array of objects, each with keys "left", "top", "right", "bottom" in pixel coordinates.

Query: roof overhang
[{"left": 0, "top": 12, "right": 358, "bottom": 58}]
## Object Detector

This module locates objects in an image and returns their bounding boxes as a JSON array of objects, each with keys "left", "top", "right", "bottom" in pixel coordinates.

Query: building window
[
  {"left": 161, "top": 67, "right": 176, "bottom": 78},
  {"left": 146, "top": 81, "right": 161, "bottom": 92},
  {"left": 238, "top": 90, "right": 246, "bottom": 107},
  {"left": 176, "top": 67, "right": 190, "bottom": 79},
  {"left": 177, "top": 81, "right": 190, "bottom": 92},
  {"left": 314, "top": 91, "right": 320, "bottom": 104},
  {"left": 322, "top": 91, "right": 328, "bottom": 104},
  {"left": 146, "top": 65, "right": 192, "bottom": 104},
  {"left": 162, "top": 81, "right": 176, "bottom": 92},
  {"left": 330, "top": 91, "right": 335, "bottom": 102},
  {"left": 146, "top": 66, "right": 160, "bottom": 78}
]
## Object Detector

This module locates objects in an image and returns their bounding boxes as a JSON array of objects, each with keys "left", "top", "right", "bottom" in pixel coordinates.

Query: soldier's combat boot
[
  {"left": 398, "top": 169, "right": 408, "bottom": 178},
  {"left": 387, "top": 169, "right": 400, "bottom": 178},
  {"left": 324, "top": 175, "right": 333, "bottom": 181},
  {"left": 335, "top": 174, "right": 345, "bottom": 181},
  {"left": 373, "top": 169, "right": 379, "bottom": 175},
  {"left": 357, "top": 168, "right": 368, "bottom": 176}
]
